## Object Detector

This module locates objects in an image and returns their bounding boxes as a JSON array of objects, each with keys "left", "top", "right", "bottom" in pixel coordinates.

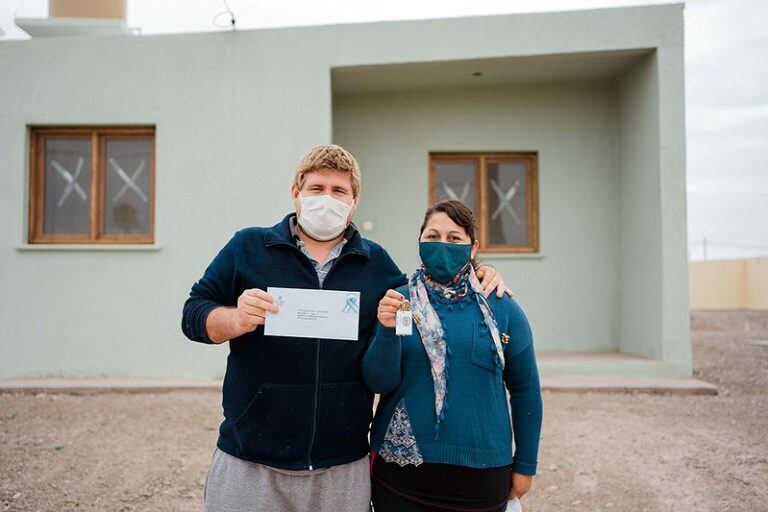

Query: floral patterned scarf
[{"left": 408, "top": 262, "right": 505, "bottom": 433}]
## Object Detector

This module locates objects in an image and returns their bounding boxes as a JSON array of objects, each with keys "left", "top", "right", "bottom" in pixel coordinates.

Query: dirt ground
[{"left": 1, "top": 317, "right": 767, "bottom": 512}]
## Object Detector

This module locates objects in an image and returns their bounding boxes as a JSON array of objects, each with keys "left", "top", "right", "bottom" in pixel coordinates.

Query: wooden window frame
[
  {"left": 429, "top": 152, "right": 539, "bottom": 253},
  {"left": 28, "top": 126, "right": 156, "bottom": 244}
]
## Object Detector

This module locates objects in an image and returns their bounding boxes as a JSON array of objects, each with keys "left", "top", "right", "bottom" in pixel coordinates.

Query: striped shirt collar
[{"left": 289, "top": 214, "right": 350, "bottom": 266}]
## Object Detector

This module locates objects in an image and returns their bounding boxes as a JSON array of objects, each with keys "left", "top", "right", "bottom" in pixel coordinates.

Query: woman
[{"left": 362, "top": 200, "right": 543, "bottom": 512}]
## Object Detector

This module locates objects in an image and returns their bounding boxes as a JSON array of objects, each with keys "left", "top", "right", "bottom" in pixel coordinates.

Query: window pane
[
  {"left": 104, "top": 138, "right": 152, "bottom": 235},
  {"left": 432, "top": 160, "right": 477, "bottom": 214},
  {"left": 44, "top": 138, "right": 92, "bottom": 235},
  {"left": 486, "top": 160, "right": 530, "bottom": 246}
]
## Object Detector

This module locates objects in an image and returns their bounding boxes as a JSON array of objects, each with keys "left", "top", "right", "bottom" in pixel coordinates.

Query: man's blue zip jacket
[{"left": 181, "top": 213, "right": 407, "bottom": 471}]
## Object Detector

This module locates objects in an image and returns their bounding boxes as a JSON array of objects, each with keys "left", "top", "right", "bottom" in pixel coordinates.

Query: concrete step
[
  {"left": 0, "top": 378, "right": 222, "bottom": 395},
  {"left": 0, "top": 375, "right": 717, "bottom": 395},
  {"left": 537, "top": 351, "right": 688, "bottom": 378},
  {"left": 540, "top": 376, "right": 717, "bottom": 395}
]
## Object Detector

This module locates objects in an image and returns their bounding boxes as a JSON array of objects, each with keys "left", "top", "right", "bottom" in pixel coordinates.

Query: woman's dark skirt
[{"left": 371, "top": 454, "right": 511, "bottom": 512}]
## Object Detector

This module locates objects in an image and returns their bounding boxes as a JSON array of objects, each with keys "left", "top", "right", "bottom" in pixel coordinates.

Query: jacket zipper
[
  {"left": 305, "top": 253, "right": 356, "bottom": 470},
  {"left": 292, "top": 246, "right": 356, "bottom": 471},
  {"left": 307, "top": 336, "right": 320, "bottom": 470}
]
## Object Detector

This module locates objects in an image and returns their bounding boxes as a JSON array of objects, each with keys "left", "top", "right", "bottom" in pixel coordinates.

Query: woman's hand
[
  {"left": 377, "top": 289, "right": 405, "bottom": 328},
  {"left": 509, "top": 472, "right": 532, "bottom": 500},
  {"left": 476, "top": 265, "right": 515, "bottom": 299}
]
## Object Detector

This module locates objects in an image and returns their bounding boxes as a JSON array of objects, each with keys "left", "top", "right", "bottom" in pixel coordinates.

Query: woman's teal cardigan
[{"left": 362, "top": 284, "right": 543, "bottom": 475}]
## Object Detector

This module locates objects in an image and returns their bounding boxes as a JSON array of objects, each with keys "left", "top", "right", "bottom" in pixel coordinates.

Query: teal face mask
[{"left": 419, "top": 242, "right": 472, "bottom": 284}]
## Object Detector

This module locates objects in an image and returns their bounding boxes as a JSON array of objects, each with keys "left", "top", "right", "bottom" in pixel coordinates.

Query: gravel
[{"left": 1, "top": 312, "right": 766, "bottom": 511}]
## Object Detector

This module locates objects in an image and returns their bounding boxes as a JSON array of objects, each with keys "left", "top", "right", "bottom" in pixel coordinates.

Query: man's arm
[
  {"left": 181, "top": 231, "right": 241, "bottom": 344},
  {"left": 476, "top": 265, "right": 515, "bottom": 298},
  {"left": 371, "top": 243, "right": 408, "bottom": 290},
  {"left": 205, "top": 290, "right": 279, "bottom": 344},
  {"left": 205, "top": 306, "right": 244, "bottom": 345}
]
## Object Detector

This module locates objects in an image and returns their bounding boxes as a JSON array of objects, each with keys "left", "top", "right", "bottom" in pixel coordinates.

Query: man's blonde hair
[{"left": 293, "top": 144, "right": 361, "bottom": 198}]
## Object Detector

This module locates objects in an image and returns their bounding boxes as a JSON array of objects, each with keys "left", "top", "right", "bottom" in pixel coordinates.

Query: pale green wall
[
  {"left": 616, "top": 34, "right": 691, "bottom": 375},
  {"left": 333, "top": 80, "right": 621, "bottom": 352},
  {"left": 0, "top": 31, "right": 333, "bottom": 378},
  {"left": 656, "top": 27, "right": 692, "bottom": 375},
  {"left": 0, "top": 4, "right": 688, "bottom": 378},
  {"left": 618, "top": 53, "right": 663, "bottom": 360}
]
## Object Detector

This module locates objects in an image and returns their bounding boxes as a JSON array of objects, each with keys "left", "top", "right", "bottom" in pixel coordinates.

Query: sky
[{"left": 2, "top": 0, "right": 766, "bottom": 261}]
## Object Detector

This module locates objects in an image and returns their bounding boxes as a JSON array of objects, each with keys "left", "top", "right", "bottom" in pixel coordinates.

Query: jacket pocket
[
  {"left": 233, "top": 383, "right": 313, "bottom": 463},
  {"left": 470, "top": 323, "right": 499, "bottom": 372},
  {"left": 312, "top": 382, "right": 373, "bottom": 462}
]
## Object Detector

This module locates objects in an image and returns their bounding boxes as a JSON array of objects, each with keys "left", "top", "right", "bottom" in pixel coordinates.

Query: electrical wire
[
  {"left": 688, "top": 240, "right": 768, "bottom": 250},
  {"left": 213, "top": 0, "right": 237, "bottom": 30}
]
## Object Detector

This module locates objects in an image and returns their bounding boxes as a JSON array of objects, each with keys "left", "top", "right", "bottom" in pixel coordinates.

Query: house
[{"left": 0, "top": 3, "right": 691, "bottom": 379}]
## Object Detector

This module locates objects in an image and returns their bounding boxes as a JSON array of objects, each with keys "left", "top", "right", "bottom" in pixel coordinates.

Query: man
[{"left": 181, "top": 144, "right": 511, "bottom": 512}]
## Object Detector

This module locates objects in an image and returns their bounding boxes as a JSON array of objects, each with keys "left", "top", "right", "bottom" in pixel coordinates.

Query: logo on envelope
[{"left": 342, "top": 294, "right": 359, "bottom": 313}]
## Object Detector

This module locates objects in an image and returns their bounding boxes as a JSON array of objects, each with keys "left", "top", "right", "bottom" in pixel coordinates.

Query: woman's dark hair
[{"left": 419, "top": 200, "right": 480, "bottom": 268}]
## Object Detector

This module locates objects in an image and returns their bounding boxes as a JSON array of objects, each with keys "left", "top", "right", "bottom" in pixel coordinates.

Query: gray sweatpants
[{"left": 202, "top": 447, "right": 371, "bottom": 512}]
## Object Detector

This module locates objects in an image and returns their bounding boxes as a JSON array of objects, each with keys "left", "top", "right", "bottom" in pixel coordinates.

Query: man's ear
[
  {"left": 290, "top": 184, "right": 300, "bottom": 201},
  {"left": 348, "top": 196, "right": 360, "bottom": 221}
]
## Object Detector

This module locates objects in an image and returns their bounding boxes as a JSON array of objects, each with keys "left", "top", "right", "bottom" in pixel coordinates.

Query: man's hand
[
  {"left": 377, "top": 289, "right": 405, "bottom": 328},
  {"left": 205, "top": 289, "right": 279, "bottom": 344},
  {"left": 235, "top": 288, "right": 279, "bottom": 332},
  {"left": 508, "top": 472, "right": 533, "bottom": 500},
  {"left": 476, "top": 265, "right": 515, "bottom": 299}
]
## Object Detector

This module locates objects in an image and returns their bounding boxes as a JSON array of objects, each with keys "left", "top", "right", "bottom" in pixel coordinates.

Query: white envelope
[{"left": 264, "top": 287, "right": 360, "bottom": 341}]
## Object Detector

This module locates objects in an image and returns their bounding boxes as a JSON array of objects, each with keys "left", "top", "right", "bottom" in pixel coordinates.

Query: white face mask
[{"left": 296, "top": 193, "right": 354, "bottom": 241}]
